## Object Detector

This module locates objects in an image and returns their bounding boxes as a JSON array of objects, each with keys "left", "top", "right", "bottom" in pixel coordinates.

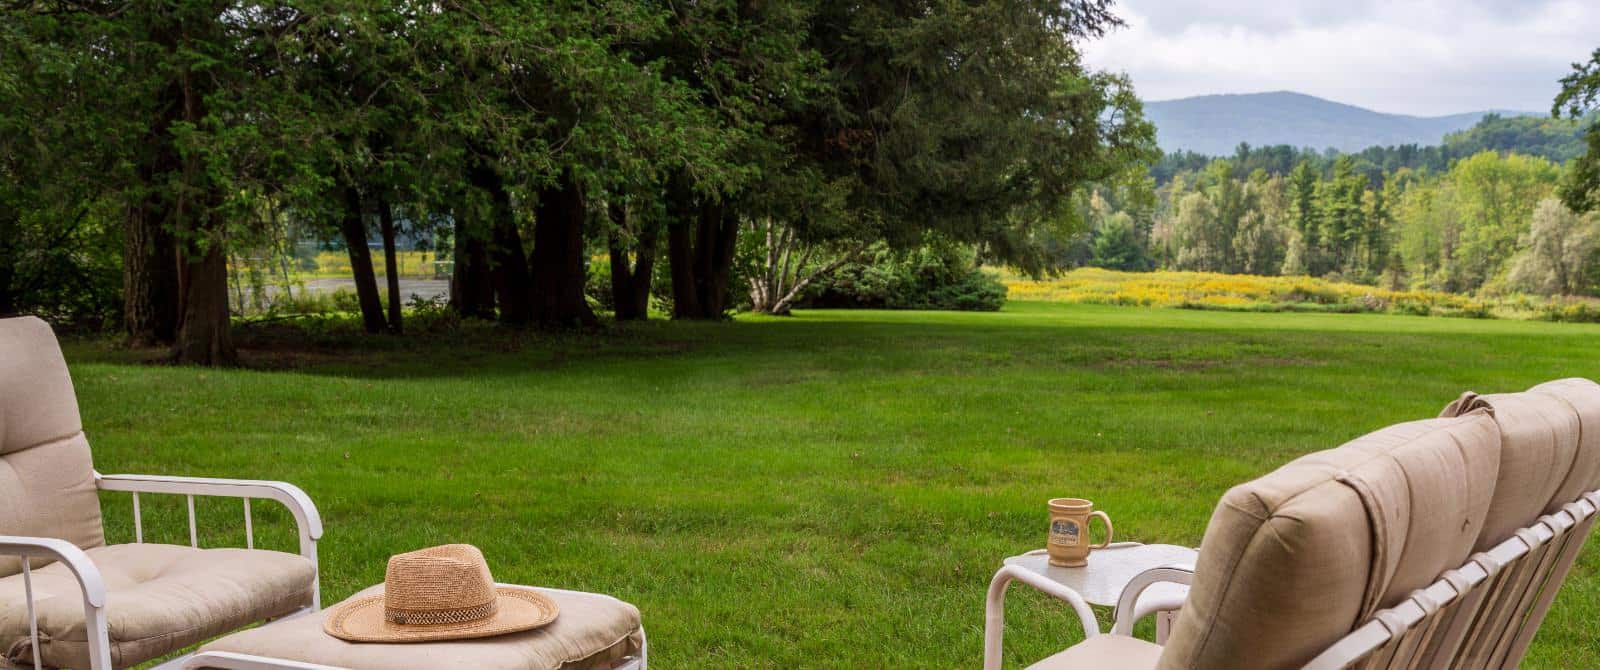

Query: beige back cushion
[
  {"left": 1157, "top": 413, "right": 1501, "bottom": 670},
  {"left": 1524, "top": 378, "right": 1600, "bottom": 506},
  {"left": 1440, "top": 383, "right": 1591, "bottom": 550},
  {"left": 0, "top": 316, "right": 105, "bottom": 576}
]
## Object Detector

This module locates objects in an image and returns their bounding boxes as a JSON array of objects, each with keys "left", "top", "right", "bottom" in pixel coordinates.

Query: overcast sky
[{"left": 1081, "top": 0, "right": 1600, "bottom": 117}]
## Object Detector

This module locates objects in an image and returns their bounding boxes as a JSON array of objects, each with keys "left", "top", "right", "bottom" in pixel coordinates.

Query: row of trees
[
  {"left": 1079, "top": 150, "right": 1596, "bottom": 296},
  {"left": 0, "top": 1, "right": 1155, "bottom": 364},
  {"left": 1152, "top": 114, "right": 1592, "bottom": 187}
]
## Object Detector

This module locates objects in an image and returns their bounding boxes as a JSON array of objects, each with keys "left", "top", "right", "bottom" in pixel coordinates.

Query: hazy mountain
[{"left": 1144, "top": 91, "right": 1537, "bottom": 156}]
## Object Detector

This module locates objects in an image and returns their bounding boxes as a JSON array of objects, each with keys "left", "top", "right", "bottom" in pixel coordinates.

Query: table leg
[{"left": 985, "top": 565, "right": 1101, "bottom": 670}]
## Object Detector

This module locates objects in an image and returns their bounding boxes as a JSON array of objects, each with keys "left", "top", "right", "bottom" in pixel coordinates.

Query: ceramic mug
[{"left": 1046, "top": 498, "right": 1113, "bottom": 567}]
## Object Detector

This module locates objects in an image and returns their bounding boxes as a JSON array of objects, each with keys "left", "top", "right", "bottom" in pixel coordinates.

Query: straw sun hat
[{"left": 324, "top": 544, "right": 560, "bottom": 643}]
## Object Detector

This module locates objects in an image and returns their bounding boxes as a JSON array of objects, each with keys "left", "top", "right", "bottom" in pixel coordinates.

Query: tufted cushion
[
  {"left": 0, "top": 316, "right": 105, "bottom": 577},
  {"left": 197, "top": 584, "right": 644, "bottom": 670},
  {"left": 1, "top": 543, "right": 316, "bottom": 669},
  {"left": 1156, "top": 413, "right": 1501, "bottom": 670},
  {"left": 1440, "top": 385, "right": 1587, "bottom": 549}
]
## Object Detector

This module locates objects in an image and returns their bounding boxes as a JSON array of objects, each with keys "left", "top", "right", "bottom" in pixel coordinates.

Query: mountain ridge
[{"left": 1143, "top": 91, "right": 1538, "bottom": 156}]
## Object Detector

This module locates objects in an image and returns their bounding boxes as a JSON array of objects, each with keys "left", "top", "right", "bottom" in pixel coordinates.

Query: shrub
[
  {"left": 586, "top": 257, "right": 614, "bottom": 313},
  {"left": 800, "top": 240, "right": 1006, "bottom": 311},
  {"left": 1540, "top": 301, "right": 1600, "bottom": 323}
]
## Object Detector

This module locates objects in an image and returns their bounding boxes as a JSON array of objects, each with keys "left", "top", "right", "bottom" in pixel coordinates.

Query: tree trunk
[
  {"left": 529, "top": 171, "right": 598, "bottom": 328},
  {"left": 0, "top": 215, "right": 16, "bottom": 316},
  {"left": 377, "top": 197, "right": 403, "bottom": 333},
  {"left": 169, "top": 42, "right": 234, "bottom": 367},
  {"left": 607, "top": 202, "right": 656, "bottom": 321},
  {"left": 698, "top": 203, "right": 739, "bottom": 316},
  {"left": 664, "top": 176, "right": 701, "bottom": 319},
  {"left": 123, "top": 84, "right": 183, "bottom": 346},
  {"left": 467, "top": 161, "right": 532, "bottom": 326},
  {"left": 173, "top": 236, "right": 236, "bottom": 366},
  {"left": 668, "top": 222, "right": 701, "bottom": 319},
  {"left": 450, "top": 210, "right": 495, "bottom": 319},
  {"left": 669, "top": 197, "right": 739, "bottom": 320},
  {"left": 338, "top": 185, "right": 386, "bottom": 334}
]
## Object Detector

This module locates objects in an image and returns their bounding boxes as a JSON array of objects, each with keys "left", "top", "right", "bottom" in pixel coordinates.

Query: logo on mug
[{"left": 1049, "top": 519, "right": 1081, "bottom": 546}]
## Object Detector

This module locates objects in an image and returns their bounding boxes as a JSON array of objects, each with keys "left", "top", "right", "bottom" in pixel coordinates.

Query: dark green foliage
[
  {"left": 801, "top": 241, "right": 1006, "bottom": 311},
  {"left": 1557, "top": 48, "right": 1600, "bottom": 213},
  {"left": 1089, "top": 214, "right": 1153, "bottom": 271},
  {"left": 0, "top": 0, "right": 1148, "bottom": 348}
]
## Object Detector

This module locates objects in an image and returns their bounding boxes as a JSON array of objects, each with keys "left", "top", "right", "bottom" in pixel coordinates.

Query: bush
[
  {"left": 1539, "top": 301, "right": 1600, "bottom": 323},
  {"left": 586, "top": 258, "right": 614, "bottom": 313},
  {"left": 800, "top": 240, "right": 1007, "bottom": 311},
  {"left": 585, "top": 254, "right": 677, "bottom": 316}
]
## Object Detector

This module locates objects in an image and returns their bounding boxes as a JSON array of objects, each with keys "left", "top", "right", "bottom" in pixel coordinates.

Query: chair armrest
[
  {"left": 95, "top": 473, "right": 323, "bottom": 541},
  {"left": 0, "top": 536, "right": 115, "bottom": 669},
  {"left": 0, "top": 536, "right": 106, "bottom": 606},
  {"left": 1111, "top": 563, "right": 1194, "bottom": 637}
]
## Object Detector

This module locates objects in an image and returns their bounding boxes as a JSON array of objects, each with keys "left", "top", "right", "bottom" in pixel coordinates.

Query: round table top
[{"left": 1002, "top": 542, "right": 1198, "bottom": 607}]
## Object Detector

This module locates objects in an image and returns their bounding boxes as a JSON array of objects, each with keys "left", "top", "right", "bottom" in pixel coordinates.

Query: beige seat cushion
[
  {"left": 0, "top": 316, "right": 105, "bottom": 577},
  {"left": 197, "top": 585, "right": 643, "bottom": 670},
  {"left": 1157, "top": 413, "right": 1501, "bottom": 670},
  {"left": 0, "top": 543, "right": 316, "bottom": 669},
  {"left": 1026, "top": 634, "right": 1162, "bottom": 669}
]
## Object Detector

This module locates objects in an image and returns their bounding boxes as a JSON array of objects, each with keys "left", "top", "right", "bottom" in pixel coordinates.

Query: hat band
[{"left": 384, "top": 599, "right": 500, "bottom": 626}]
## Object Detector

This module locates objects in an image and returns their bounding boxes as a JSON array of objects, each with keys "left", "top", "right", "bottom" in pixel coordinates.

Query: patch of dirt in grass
[{"left": 1086, "top": 354, "right": 1321, "bottom": 372}]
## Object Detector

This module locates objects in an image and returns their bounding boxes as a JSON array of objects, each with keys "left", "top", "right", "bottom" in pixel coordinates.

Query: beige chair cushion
[
  {"left": 1525, "top": 378, "right": 1600, "bottom": 508},
  {"left": 1441, "top": 385, "right": 1588, "bottom": 549},
  {"left": 197, "top": 584, "right": 644, "bottom": 670},
  {"left": 0, "top": 316, "right": 105, "bottom": 577},
  {"left": 1027, "top": 634, "right": 1161, "bottom": 669},
  {"left": 1157, "top": 413, "right": 1500, "bottom": 670},
  {"left": 0, "top": 543, "right": 316, "bottom": 669}
]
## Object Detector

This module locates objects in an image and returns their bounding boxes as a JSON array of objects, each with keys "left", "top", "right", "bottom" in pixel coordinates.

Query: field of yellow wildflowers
[{"left": 1004, "top": 268, "right": 1600, "bottom": 322}]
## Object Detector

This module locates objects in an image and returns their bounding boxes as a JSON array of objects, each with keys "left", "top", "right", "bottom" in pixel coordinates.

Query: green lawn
[{"left": 63, "top": 302, "right": 1600, "bottom": 668}]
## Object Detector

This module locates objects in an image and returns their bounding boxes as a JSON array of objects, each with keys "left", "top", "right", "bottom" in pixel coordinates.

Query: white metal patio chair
[
  {"left": 995, "top": 377, "right": 1600, "bottom": 670},
  {"left": 0, "top": 316, "right": 323, "bottom": 670}
]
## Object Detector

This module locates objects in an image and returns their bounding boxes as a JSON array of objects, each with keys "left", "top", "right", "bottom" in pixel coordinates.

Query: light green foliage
[
  {"left": 1233, "top": 173, "right": 1290, "bottom": 275},
  {"left": 1106, "top": 146, "right": 1578, "bottom": 296},
  {"left": 1441, "top": 152, "right": 1562, "bottom": 290},
  {"left": 1508, "top": 198, "right": 1600, "bottom": 296},
  {"left": 1157, "top": 161, "right": 1291, "bottom": 275}
]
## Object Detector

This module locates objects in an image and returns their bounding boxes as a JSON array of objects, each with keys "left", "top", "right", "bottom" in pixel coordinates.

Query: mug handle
[{"left": 1089, "top": 510, "right": 1114, "bottom": 549}]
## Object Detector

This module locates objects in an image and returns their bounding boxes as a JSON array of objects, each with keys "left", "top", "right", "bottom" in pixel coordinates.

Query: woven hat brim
[{"left": 323, "top": 587, "right": 560, "bottom": 643}]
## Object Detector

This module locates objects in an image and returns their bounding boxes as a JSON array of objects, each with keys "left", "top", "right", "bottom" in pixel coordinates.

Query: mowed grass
[{"left": 62, "top": 302, "right": 1600, "bottom": 668}]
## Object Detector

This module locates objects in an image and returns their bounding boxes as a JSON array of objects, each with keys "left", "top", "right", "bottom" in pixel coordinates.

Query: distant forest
[
  {"left": 1151, "top": 114, "right": 1591, "bottom": 185},
  {"left": 1068, "top": 114, "right": 1600, "bottom": 298}
]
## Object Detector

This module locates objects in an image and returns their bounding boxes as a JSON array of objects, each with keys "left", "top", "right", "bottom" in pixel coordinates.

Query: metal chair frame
[{"left": 1, "top": 471, "right": 324, "bottom": 670}]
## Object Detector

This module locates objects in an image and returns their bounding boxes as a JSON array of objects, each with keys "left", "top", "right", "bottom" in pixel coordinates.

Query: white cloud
[{"left": 1083, "top": 0, "right": 1600, "bottom": 116}]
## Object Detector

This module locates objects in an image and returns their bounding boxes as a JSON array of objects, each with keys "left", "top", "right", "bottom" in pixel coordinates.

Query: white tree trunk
[{"left": 745, "top": 218, "right": 864, "bottom": 315}]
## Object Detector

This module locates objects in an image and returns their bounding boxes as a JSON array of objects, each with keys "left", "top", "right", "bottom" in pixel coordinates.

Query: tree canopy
[
  {"left": 0, "top": 0, "right": 1151, "bottom": 363},
  {"left": 1556, "top": 48, "right": 1600, "bottom": 213}
]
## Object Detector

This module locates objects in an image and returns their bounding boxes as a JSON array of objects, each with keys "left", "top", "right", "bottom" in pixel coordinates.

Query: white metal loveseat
[
  {"left": 0, "top": 316, "right": 323, "bottom": 670},
  {"left": 998, "top": 378, "right": 1600, "bottom": 670}
]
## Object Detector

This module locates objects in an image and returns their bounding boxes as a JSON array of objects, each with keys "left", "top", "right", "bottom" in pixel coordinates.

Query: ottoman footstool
[{"left": 185, "top": 585, "right": 645, "bottom": 670}]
